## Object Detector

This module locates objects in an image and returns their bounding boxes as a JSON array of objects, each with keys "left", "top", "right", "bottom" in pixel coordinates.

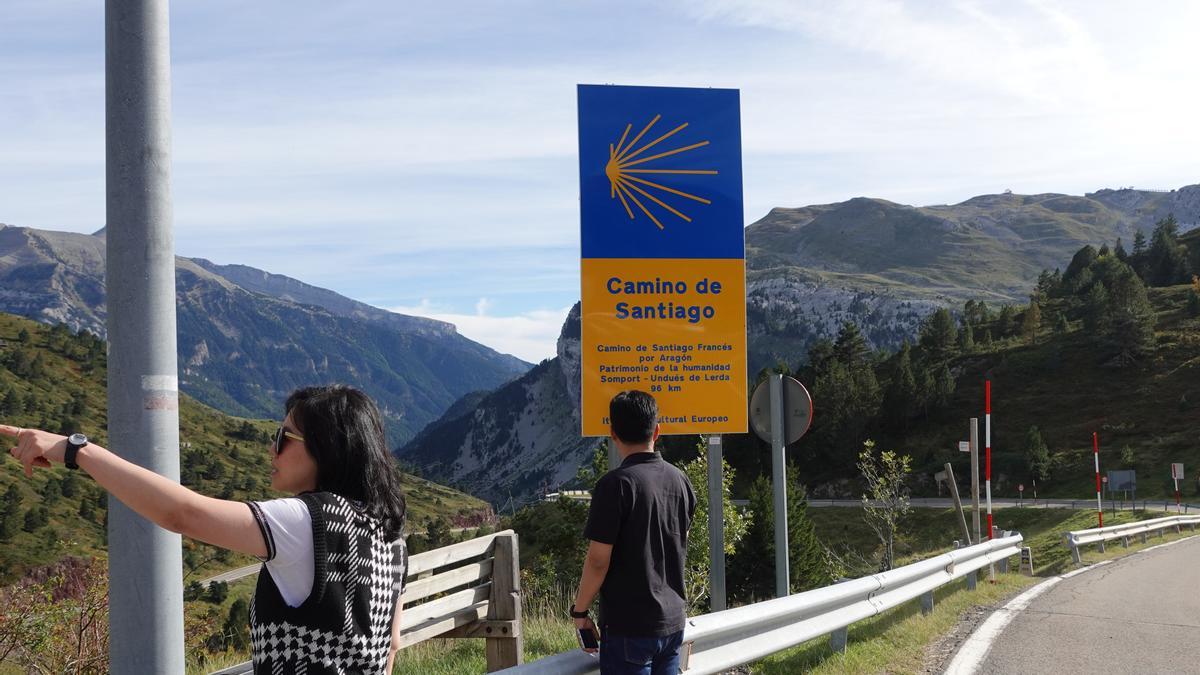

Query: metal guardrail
[
  {"left": 496, "top": 534, "right": 1023, "bottom": 675},
  {"left": 1063, "top": 515, "right": 1200, "bottom": 564}
]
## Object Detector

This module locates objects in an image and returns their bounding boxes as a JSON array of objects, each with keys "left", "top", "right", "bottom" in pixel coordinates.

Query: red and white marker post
[
  {"left": 985, "top": 380, "right": 993, "bottom": 539},
  {"left": 1093, "top": 431, "right": 1103, "bottom": 527}
]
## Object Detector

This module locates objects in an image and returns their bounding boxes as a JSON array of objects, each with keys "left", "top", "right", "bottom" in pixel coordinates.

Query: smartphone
[{"left": 578, "top": 627, "right": 600, "bottom": 651}]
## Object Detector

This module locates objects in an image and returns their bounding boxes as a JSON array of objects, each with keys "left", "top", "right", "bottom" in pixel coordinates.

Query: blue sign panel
[{"left": 578, "top": 84, "right": 744, "bottom": 260}]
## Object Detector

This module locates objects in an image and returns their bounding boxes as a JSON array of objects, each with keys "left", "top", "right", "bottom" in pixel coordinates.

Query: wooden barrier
[
  {"left": 208, "top": 529, "right": 523, "bottom": 675},
  {"left": 399, "top": 529, "right": 523, "bottom": 671}
]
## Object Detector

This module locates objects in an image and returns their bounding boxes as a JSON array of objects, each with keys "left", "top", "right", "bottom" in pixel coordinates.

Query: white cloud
[
  {"left": 5, "top": 0, "right": 1200, "bottom": 324},
  {"left": 389, "top": 301, "right": 573, "bottom": 364}
]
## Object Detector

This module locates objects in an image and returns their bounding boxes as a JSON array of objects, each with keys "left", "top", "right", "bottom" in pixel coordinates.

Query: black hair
[
  {"left": 285, "top": 385, "right": 406, "bottom": 540},
  {"left": 609, "top": 390, "right": 658, "bottom": 445}
]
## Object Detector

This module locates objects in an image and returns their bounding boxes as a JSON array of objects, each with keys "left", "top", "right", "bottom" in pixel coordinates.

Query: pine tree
[
  {"left": 1062, "top": 245, "right": 1099, "bottom": 287},
  {"left": 1104, "top": 267, "right": 1156, "bottom": 364},
  {"left": 1054, "top": 312, "right": 1069, "bottom": 334},
  {"left": 997, "top": 305, "right": 1017, "bottom": 338},
  {"left": 1022, "top": 302, "right": 1042, "bottom": 345},
  {"left": 0, "top": 485, "right": 22, "bottom": 540},
  {"left": 918, "top": 308, "right": 957, "bottom": 362},
  {"left": 1025, "top": 426, "right": 1051, "bottom": 482},
  {"left": 78, "top": 497, "right": 95, "bottom": 521},
  {"left": 1114, "top": 238, "right": 1129, "bottom": 262},
  {"left": 932, "top": 365, "right": 956, "bottom": 411},
  {"left": 1082, "top": 283, "right": 1109, "bottom": 332},
  {"left": 1133, "top": 229, "right": 1147, "bottom": 256},
  {"left": 223, "top": 598, "right": 251, "bottom": 650},
  {"left": 834, "top": 321, "right": 870, "bottom": 370},
  {"left": 728, "top": 470, "right": 830, "bottom": 601},
  {"left": 958, "top": 322, "right": 974, "bottom": 352},
  {"left": 1147, "top": 214, "right": 1191, "bottom": 286},
  {"left": 23, "top": 506, "right": 49, "bottom": 532},
  {"left": 883, "top": 343, "right": 918, "bottom": 431}
]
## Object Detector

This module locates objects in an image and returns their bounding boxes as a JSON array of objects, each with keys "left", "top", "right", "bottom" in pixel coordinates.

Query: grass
[
  {"left": 393, "top": 615, "right": 577, "bottom": 675},
  {"left": 752, "top": 572, "right": 1035, "bottom": 675}
]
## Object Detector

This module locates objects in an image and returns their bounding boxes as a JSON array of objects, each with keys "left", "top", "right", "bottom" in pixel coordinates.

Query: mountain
[
  {"left": 400, "top": 184, "right": 1200, "bottom": 505},
  {"left": 0, "top": 224, "right": 529, "bottom": 443},
  {"left": 745, "top": 185, "right": 1200, "bottom": 369},
  {"left": 400, "top": 304, "right": 593, "bottom": 504},
  {"left": 0, "top": 311, "right": 493, "bottom": 584}
]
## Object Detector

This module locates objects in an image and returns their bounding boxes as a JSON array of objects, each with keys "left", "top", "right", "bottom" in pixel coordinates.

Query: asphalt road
[{"left": 975, "top": 535, "right": 1200, "bottom": 674}]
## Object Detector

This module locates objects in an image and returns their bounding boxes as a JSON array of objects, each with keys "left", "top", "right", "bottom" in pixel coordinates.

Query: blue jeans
[{"left": 599, "top": 630, "right": 684, "bottom": 675}]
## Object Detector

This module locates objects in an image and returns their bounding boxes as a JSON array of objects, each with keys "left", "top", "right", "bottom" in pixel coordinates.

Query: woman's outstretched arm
[{"left": 3, "top": 424, "right": 267, "bottom": 558}]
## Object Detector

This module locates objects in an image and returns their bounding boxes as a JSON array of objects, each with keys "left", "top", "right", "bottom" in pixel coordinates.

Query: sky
[{"left": 3, "top": 1, "right": 1199, "bottom": 363}]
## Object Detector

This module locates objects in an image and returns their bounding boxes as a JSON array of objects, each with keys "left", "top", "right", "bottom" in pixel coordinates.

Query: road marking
[{"left": 943, "top": 576, "right": 1062, "bottom": 674}]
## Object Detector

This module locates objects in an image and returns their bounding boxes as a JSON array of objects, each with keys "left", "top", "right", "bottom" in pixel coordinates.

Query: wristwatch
[
  {"left": 569, "top": 606, "right": 590, "bottom": 619},
  {"left": 64, "top": 433, "right": 88, "bottom": 470}
]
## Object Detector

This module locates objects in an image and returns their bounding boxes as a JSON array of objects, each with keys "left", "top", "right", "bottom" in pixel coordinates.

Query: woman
[{"left": 4, "top": 384, "right": 408, "bottom": 674}]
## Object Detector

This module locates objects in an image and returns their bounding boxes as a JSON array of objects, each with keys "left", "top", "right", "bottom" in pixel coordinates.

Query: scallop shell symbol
[{"left": 604, "top": 114, "right": 718, "bottom": 231}]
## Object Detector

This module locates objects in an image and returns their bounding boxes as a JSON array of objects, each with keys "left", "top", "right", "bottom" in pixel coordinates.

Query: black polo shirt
[{"left": 583, "top": 451, "right": 697, "bottom": 637}]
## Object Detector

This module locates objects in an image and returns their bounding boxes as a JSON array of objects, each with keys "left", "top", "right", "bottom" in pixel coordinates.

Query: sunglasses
[{"left": 272, "top": 426, "right": 305, "bottom": 455}]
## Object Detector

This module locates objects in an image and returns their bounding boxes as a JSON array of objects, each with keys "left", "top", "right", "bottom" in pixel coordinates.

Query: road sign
[
  {"left": 578, "top": 84, "right": 747, "bottom": 436},
  {"left": 958, "top": 441, "right": 970, "bottom": 453},
  {"left": 1106, "top": 470, "right": 1135, "bottom": 491},
  {"left": 1018, "top": 484, "right": 1024, "bottom": 492},
  {"left": 749, "top": 376, "right": 813, "bottom": 445},
  {"left": 1171, "top": 463, "right": 1185, "bottom": 480},
  {"left": 1101, "top": 476, "right": 1108, "bottom": 483}
]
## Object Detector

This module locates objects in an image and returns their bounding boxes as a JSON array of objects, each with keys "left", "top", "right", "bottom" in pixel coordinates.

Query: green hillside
[
  {"left": 792, "top": 221, "right": 1200, "bottom": 500},
  {"left": 0, "top": 311, "right": 491, "bottom": 585}
]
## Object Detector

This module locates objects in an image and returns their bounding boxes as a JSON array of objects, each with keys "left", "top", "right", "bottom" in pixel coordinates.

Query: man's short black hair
[{"left": 609, "top": 390, "right": 658, "bottom": 444}]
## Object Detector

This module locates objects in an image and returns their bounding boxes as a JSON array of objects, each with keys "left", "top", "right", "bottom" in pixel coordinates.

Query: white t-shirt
[{"left": 253, "top": 497, "right": 315, "bottom": 608}]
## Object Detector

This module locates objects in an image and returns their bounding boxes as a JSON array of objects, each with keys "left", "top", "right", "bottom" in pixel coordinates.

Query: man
[{"left": 572, "top": 390, "right": 697, "bottom": 674}]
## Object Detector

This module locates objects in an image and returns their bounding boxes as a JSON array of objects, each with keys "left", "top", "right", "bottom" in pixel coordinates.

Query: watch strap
[
  {"left": 569, "top": 607, "right": 590, "bottom": 619},
  {"left": 64, "top": 436, "right": 87, "bottom": 470}
]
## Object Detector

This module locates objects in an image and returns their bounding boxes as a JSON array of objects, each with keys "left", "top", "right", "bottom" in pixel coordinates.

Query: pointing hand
[{"left": 0, "top": 425, "right": 66, "bottom": 477}]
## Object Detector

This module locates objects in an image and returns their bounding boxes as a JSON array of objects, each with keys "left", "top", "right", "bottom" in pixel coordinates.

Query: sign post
[
  {"left": 970, "top": 419, "right": 981, "bottom": 545},
  {"left": 944, "top": 463, "right": 972, "bottom": 545},
  {"left": 707, "top": 435, "right": 726, "bottom": 610},
  {"left": 578, "top": 84, "right": 748, "bottom": 610},
  {"left": 749, "top": 375, "right": 813, "bottom": 598},
  {"left": 1172, "top": 463, "right": 1185, "bottom": 513},
  {"left": 985, "top": 381, "right": 993, "bottom": 539},
  {"left": 1093, "top": 432, "right": 1103, "bottom": 527},
  {"left": 1018, "top": 483, "right": 1024, "bottom": 507}
]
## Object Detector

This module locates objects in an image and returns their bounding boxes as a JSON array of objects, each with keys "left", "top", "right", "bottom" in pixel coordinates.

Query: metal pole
[
  {"left": 944, "top": 463, "right": 971, "bottom": 545},
  {"left": 1093, "top": 432, "right": 1102, "bottom": 527},
  {"left": 985, "top": 381, "right": 993, "bottom": 539},
  {"left": 770, "top": 373, "right": 789, "bottom": 597},
  {"left": 970, "top": 418, "right": 981, "bottom": 544},
  {"left": 707, "top": 435, "right": 726, "bottom": 610},
  {"left": 607, "top": 436, "right": 619, "bottom": 470},
  {"left": 106, "top": 1, "right": 184, "bottom": 671}
]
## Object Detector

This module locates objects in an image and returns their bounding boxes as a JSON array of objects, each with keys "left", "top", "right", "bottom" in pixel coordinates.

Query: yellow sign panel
[{"left": 581, "top": 258, "right": 747, "bottom": 436}]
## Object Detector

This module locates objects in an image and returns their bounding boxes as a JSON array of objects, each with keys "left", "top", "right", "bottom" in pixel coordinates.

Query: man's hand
[
  {"left": 1, "top": 425, "right": 66, "bottom": 477},
  {"left": 574, "top": 614, "right": 600, "bottom": 655}
]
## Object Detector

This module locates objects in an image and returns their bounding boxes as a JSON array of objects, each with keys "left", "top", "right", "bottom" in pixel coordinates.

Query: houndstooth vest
[{"left": 249, "top": 492, "right": 407, "bottom": 675}]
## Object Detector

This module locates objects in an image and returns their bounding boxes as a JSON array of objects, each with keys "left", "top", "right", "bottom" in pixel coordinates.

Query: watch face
[{"left": 68, "top": 433, "right": 88, "bottom": 445}]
